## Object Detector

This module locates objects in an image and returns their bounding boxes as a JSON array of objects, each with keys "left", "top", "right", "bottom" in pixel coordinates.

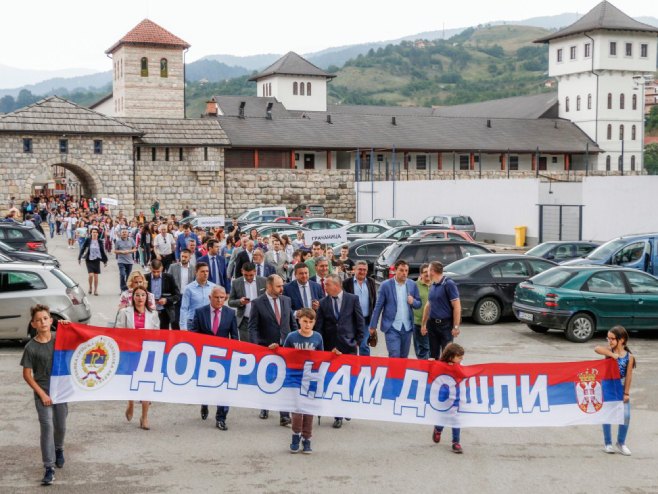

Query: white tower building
[{"left": 536, "top": 1, "right": 658, "bottom": 171}]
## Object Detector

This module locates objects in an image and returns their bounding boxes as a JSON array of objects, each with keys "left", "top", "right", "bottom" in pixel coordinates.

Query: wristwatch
[{"left": 453, "top": 325, "right": 460, "bottom": 330}]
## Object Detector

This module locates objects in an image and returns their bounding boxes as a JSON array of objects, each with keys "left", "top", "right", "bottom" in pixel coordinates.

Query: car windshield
[
  {"left": 51, "top": 268, "right": 77, "bottom": 288},
  {"left": 0, "top": 240, "right": 17, "bottom": 251},
  {"left": 451, "top": 216, "right": 473, "bottom": 226},
  {"left": 445, "top": 256, "right": 491, "bottom": 275},
  {"left": 529, "top": 268, "right": 576, "bottom": 287},
  {"left": 525, "top": 243, "right": 556, "bottom": 257},
  {"left": 387, "top": 220, "right": 409, "bottom": 227},
  {"left": 586, "top": 238, "right": 630, "bottom": 261}
]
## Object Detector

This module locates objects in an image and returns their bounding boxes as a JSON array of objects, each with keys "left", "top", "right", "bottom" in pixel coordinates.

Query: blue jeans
[
  {"left": 413, "top": 324, "right": 430, "bottom": 360},
  {"left": 118, "top": 263, "right": 133, "bottom": 292},
  {"left": 359, "top": 315, "right": 371, "bottom": 356},
  {"left": 435, "top": 425, "right": 460, "bottom": 443},
  {"left": 48, "top": 222, "right": 55, "bottom": 239},
  {"left": 603, "top": 401, "right": 630, "bottom": 445},
  {"left": 384, "top": 327, "right": 413, "bottom": 358}
]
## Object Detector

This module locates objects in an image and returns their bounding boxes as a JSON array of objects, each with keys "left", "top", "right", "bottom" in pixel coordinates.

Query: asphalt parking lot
[{"left": 1, "top": 233, "right": 657, "bottom": 494}]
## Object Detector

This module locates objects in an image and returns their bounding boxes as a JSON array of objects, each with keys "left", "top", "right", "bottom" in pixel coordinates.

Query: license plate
[{"left": 517, "top": 311, "right": 533, "bottom": 322}]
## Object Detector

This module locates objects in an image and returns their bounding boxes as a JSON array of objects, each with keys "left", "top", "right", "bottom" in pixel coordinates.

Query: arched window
[
  {"left": 300, "top": 82, "right": 305, "bottom": 96},
  {"left": 140, "top": 57, "right": 148, "bottom": 77},
  {"left": 606, "top": 155, "right": 611, "bottom": 171},
  {"left": 587, "top": 93, "right": 592, "bottom": 109},
  {"left": 293, "top": 82, "right": 298, "bottom": 95},
  {"left": 632, "top": 94, "right": 637, "bottom": 110},
  {"left": 632, "top": 125, "right": 636, "bottom": 140},
  {"left": 618, "top": 155, "right": 623, "bottom": 171},
  {"left": 619, "top": 124, "right": 624, "bottom": 140},
  {"left": 268, "top": 83, "right": 272, "bottom": 96},
  {"left": 307, "top": 82, "right": 312, "bottom": 96},
  {"left": 120, "top": 59, "right": 123, "bottom": 79},
  {"left": 160, "top": 58, "right": 168, "bottom": 78},
  {"left": 619, "top": 93, "right": 625, "bottom": 109},
  {"left": 565, "top": 97, "right": 569, "bottom": 112},
  {"left": 607, "top": 93, "right": 612, "bottom": 109},
  {"left": 607, "top": 124, "right": 612, "bottom": 140},
  {"left": 576, "top": 95, "right": 581, "bottom": 111},
  {"left": 631, "top": 155, "right": 636, "bottom": 171}
]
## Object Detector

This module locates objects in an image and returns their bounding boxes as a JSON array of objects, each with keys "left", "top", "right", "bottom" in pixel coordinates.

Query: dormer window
[
  {"left": 160, "top": 58, "right": 168, "bottom": 78},
  {"left": 141, "top": 57, "right": 148, "bottom": 77}
]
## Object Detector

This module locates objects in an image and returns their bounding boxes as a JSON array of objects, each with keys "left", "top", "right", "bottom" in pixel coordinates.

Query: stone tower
[
  {"left": 105, "top": 19, "right": 190, "bottom": 118},
  {"left": 536, "top": 1, "right": 658, "bottom": 171}
]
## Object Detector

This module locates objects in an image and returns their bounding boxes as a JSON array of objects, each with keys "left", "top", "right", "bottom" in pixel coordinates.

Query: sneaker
[
  {"left": 432, "top": 427, "right": 442, "bottom": 444},
  {"left": 452, "top": 442, "right": 463, "bottom": 454},
  {"left": 55, "top": 449, "right": 65, "bottom": 468},
  {"left": 603, "top": 444, "right": 615, "bottom": 454},
  {"left": 616, "top": 443, "right": 631, "bottom": 456},
  {"left": 290, "top": 433, "right": 301, "bottom": 453},
  {"left": 280, "top": 416, "right": 292, "bottom": 427},
  {"left": 42, "top": 467, "right": 55, "bottom": 485},
  {"left": 302, "top": 439, "right": 313, "bottom": 454}
]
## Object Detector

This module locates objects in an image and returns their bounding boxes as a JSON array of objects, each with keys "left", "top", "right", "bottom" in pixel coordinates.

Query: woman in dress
[
  {"left": 115, "top": 287, "right": 160, "bottom": 430},
  {"left": 78, "top": 228, "right": 108, "bottom": 295}
]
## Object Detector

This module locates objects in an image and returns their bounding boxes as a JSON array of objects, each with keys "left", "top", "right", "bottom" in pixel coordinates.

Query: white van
[{"left": 236, "top": 206, "right": 288, "bottom": 224}]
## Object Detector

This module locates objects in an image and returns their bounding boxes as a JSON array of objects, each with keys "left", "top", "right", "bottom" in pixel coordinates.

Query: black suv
[
  {"left": 0, "top": 223, "right": 48, "bottom": 252},
  {"left": 374, "top": 239, "right": 491, "bottom": 282},
  {"left": 0, "top": 239, "right": 58, "bottom": 266}
]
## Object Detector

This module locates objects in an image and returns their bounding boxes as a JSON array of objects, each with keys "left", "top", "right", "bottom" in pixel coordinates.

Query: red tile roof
[{"left": 106, "top": 19, "right": 190, "bottom": 54}]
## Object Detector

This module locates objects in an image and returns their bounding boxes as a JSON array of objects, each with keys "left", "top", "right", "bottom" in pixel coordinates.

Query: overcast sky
[{"left": 0, "top": 0, "right": 652, "bottom": 71}]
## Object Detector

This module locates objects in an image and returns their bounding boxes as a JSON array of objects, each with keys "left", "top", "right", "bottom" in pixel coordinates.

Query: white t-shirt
[{"left": 154, "top": 233, "right": 175, "bottom": 256}]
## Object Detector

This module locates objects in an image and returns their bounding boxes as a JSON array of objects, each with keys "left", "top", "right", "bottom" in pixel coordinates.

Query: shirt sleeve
[
  {"left": 20, "top": 345, "right": 33, "bottom": 368},
  {"left": 447, "top": 280, "right": 460, "bottom": 301}
]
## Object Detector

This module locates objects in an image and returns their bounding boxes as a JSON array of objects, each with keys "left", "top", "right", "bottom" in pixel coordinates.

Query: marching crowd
[{"left": 10, "top": 194, "right": 636, "bottom": 486}]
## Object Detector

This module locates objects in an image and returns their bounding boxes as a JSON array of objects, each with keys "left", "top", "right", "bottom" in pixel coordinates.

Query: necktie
[
  {"left": 274, "top": 251, "right": 279, "bottom": 263},
  {"left": 212, "top": 308, "right": 221, "bottom": 335},
  {"left": 320, "top": 278, "right": 325, "bottom": 294},
  {"left": 333, "top": 297, "right": 340, "bottom": 320},
  {"left": 273, "top": 297, "right": 281, "bottom": 325},
  {"left": 209, "top": 256, "right": 215, "bottom": 282},
  {"left": 301, "top": 285, "right": 309, "bottom": 308},
  {"left": 257, "top": 264, "right": 261, "bottom": 276},
  {"left": 214, "top": 257, "right": 220, "bottom": 284}
]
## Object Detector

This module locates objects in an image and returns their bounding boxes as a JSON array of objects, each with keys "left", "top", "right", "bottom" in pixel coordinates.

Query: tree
[
  {"left": 0, "top": 95, "right": 15, "bottom": 113},
  {"left": 646, "top": 106, "right": 658, "bottom": 133},
  {"left": 645, "top": 143, "right": 658, "bottom": 175}
]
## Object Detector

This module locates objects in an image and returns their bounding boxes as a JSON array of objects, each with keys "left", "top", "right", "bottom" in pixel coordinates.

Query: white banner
[
  {"left": 306, "top": 228, "right": 347, "bottom": 245},
  {"left": 195, "top": 216, "right": 225, "bottom": 227},
  {"left": 100, "top": 197, "right": 119, "bottom": 206}
]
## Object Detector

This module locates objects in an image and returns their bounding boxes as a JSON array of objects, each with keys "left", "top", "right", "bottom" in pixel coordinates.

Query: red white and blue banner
[{"left": 50, "top": 323, "right": 624, "bottom": 428}]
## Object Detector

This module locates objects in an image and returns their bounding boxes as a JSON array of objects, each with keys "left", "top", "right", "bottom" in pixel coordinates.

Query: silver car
[
  {"left": 0, "top": 263, "right": 91, "bottom": 341},
  {"left": 419, "top": 214, "right": 477, "bottom": 238}
]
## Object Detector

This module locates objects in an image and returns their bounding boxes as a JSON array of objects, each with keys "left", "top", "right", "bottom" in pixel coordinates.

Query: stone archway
[{"left": 23, "top": 156, "right": 105, "bottom": 200}]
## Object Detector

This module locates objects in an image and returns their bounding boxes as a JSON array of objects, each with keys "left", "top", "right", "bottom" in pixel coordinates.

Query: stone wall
[{"left": 224, "top": 169, "right": 356, "bottom": 221}]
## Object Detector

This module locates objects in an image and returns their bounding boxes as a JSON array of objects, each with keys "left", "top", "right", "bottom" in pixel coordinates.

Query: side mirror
[{"left": 545, "top": 254, "right": 555, "bottom": 260}]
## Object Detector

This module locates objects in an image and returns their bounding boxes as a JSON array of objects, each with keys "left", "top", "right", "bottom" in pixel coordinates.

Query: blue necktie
[
  {"left": 333, "top": 297, "right": 340, "bottom": 320},
  {"left": 257, "top": 264, "right": 261, "bottom": 276},
  {"left": 210, "top": 257, "right": 216, "bottom": 283},
  {"left": 301, "top": 285, "right": 309, "bottom": 308}
]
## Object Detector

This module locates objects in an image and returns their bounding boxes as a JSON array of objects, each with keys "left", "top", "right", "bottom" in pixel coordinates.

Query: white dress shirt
[{"left": 244, "top": 279, "right": 257, "bottom": 318}]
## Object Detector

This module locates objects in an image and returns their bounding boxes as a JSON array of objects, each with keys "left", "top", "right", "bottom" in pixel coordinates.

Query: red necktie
[
  {"left": 212, "top": 308, "right": 221, "bottom": 335},
  {"left": 321, "top": 278, "right": 325, "bottom": 294},
  {"left": 273, "top": 298, "right": 281, "bottom": 325}
]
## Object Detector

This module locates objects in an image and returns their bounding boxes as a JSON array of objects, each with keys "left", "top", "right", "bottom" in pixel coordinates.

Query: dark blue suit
[
  {"left": 253, "top": 262, "right": 275, "bottom": 278},
  {"left": 283, "top": 280, "right": 324, "bottom": 312},
  {"left": 190, "top": 304, "right": 237, "bottom": 421},
  {"left": 175, "top": 232, "right": 199, "bottom": 260},
  {"left": 197, "top": 254, "right": 230, "bottom": 291},
  {"left": 315, "top": 292, "right": 365, "bottom": 355}
]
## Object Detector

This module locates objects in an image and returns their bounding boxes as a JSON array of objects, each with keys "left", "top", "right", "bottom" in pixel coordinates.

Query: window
[
  {"left": 165, "top": 147, "right": 170, "bottom": 161},
  {"left": 557, "top": 48, "right": 563, "bottom": 62},
  {"left": 136, "top": 147, "right": 141, "bottom": 161},
  {"left": 293, "top": 82, "right": 298, "bottom": 95},
  {"left": 631, "top": 155, "right": 636, "bottom": 171},
  {"left": 509, "top": 155, "right": 519, "bottom": 170},
  {"left": 160, "top": 58, "right": 168, "bottom": 78},
  {"left": 179, "top": 148, "right": 184, "bottom": 161},
  {"left": 620, "top": 93, "right": 625, "bottom": 109},
  {"left": 625, "top": 43, "right": 632, "bottom": 57},
  {"left": 584, "top": 43, "right": 591, "bottom": 58},
  {"left": 268, "top": 83, "right": 271, "bottom": 96},
  {"left": 552, "top": 156, "right": 558, "bottom": 163},
  {"left": 300, "top": 82, "right": 305, "bottom": 96},
  {"left": 151, "top": 147, "right": 156, "bottom": 161},
  {"left": 204, "top": 147, "right": 209, "bottom": 161},
  {"left": 619, "top": 124, "right": 624, "bottom": 140},
  {"left": 93, "top": 140, "right": 102, "bottom": 154},
  {"left": 606, "top": 155, "right": 611, "bottom": 170},
  {"left": 140, "top": 57, "right": 148, "bottom": 77},
  {"left": 5, "top": 271, "right": 47, "bottom": 292},
  {"left": 607, "top": 93, "right": 612, "bottom": 109},
  {"left": 490, "top": 260, "right": 529, "bottom": 278},
  {"left": 609, "top": 41, "right": 617, "bottom": 56},
  {"left": 618, "top": 155, "right": 623, "bottom": 170},
  {"left": 612, "top": 241, "right": 646, "bottom": 266},
  {"left": 587, "top": 93, "right": 592, "bottom": 109},
  {"left": 565, "top": 96, "right": 569, "bottom": 112},
  {"left": 570, "top": 46, "right": 576, "bottom": 60},
  {"left": 632, "top": 94, "right": 637, "bottom": 110},
  {"left": 416, "top": 155, "right": 427, "bottom": 170},
  {"left": 641, "top": 43, "right": 648, "bottom": 58},
  {"left": 576, "top": 95, "right": 581, "bottom": 111},
  {"left": 23, "top": 138, "right": 32, "bottom": 153},
  {"left": 459, "top": 155, "right": 470, "bottom": 170},
  {"left": 607, "top": 124, "right": 612, "bottom": 140},
  {"left": 625, "top": 271, "right": 658, "bottom": 294},
  {"left": 59, "top": 139, "right": 68, "bottom": 154},
  {"left": 583, "top": 271, "right": 626, "bottom": 294},
  {"left": 631, "top": 125, "right": 636, "bottom": 140},
  {"left": 307, "top": 82, "right": 312, "bottom": 96}
]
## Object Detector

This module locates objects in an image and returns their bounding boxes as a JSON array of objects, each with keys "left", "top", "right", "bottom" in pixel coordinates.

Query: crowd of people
[{"left": 12, "top": 194, "right": 636, "bottom": 486}]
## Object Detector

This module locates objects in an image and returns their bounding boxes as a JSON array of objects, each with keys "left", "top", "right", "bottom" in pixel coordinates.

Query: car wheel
[
  {"left": 527, "top": 324, "right": 549, "bottom": 333},
  {"left": 565, "top": 313, "right": 595, "bottom": 342},
  {"left": 473, "top": 297, "right": 501, "bottom": 325}
]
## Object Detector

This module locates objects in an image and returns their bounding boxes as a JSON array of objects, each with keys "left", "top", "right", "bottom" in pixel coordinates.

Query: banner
[
  {"left": 195, "top": 216, "right": 225, "bottom": 228},
  {"left": 50, "top": 323, "right": 624, "bottom": 428},
  {"left": 100, "top": 197, "right": 119, "bottom": 206},
  {"left": 306, "top": 228, "right": 347, "bottom": 245}
]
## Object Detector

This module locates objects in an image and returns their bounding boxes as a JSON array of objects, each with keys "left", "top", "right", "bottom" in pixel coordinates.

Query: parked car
[
  {"left": 333, "top": 239, "right": 396, "bottom": 271},
  {"left": 513, "top": 266, "right": 658, "bottom": 342},
  {"left": 0, "top": 252, "right": 14, "bottom": 263},
  {"left": 291, "top": 204, "right": 326, "bottom": 218},
  {"left": 408, "top": 229, "right": 475, "bottom": 242},
  {"left": 444, "top": 254, "right": 556, "bottom": 325},
  {"left": 273, "top": 216, "right": 303, "bottom": 224},
  {"left": 236, "top": 206, "right": 289, "bottom": 226},
  {"left": 0, "top": 223, "right": 48, "bottom": 252},
  {"left": 375, "top": 225, "right": 438, "bottom": 241},
  {"left": 373, "top": 218, "right": 410, "bottom": 229},
  {"left": 0, "top": 240, "right": 59, "bottom": 267},
  {"left": 419, "top": 214, "right": 477, "bottom": 238},
  {"left": 525, "top": 241, "right": 599, "bottom": 263},
  {"left": 299, "top": 218, "right": 349, "bottom": 230},
  {"left": 345, "top": 222, "right": 391, "bottom": 241},
  {"left": 254, "top": 223, "right": 310, "bottom": 238},
  {"left": 0, "top": 263, "right": 91, "bottom": 341},
  {"left": 562, "top": 233, "right": 658, "bottom": 275},
  {"left": 374, "top": 239, "right": 492, "bottom": 282}
]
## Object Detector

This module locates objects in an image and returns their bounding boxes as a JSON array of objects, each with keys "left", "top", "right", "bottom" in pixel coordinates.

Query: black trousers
[
  {"left": 156, "top": 308, "right": 172, "bottom": 329},
  {"left": 427, "top": 319, "right": 453, "bottom": 360}
]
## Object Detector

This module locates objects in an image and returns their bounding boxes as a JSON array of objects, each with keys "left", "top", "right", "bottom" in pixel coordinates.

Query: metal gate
[{"left": 538, "top": 205, "right": 584, "bottom": 243}]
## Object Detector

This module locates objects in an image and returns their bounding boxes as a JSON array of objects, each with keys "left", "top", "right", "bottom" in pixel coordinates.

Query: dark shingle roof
[
  {"left": 0, "top": 96, "right": 141, "bottom": 135},
  {"left": 214, "top": 95, "right": 290, "bottom": 119},
  {"left": 535, "top": 1, "right": 658, "bottom": 43},
  {"left": 248, "top": 52, "right": 336, "bottom": 81},
  {"left": 120, "top": 117, "right": 229, "bottom": 146},
  {"left": 432, "top": 93, "right": 558, "bottom": 119},
  {"left": 326, "top": 104, "right": 434, "bottom": 117},
  {"left": 106, "top": 19, "right": 190, "bottom": 54}
]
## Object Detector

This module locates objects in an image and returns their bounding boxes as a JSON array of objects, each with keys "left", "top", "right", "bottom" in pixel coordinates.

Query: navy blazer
[
  {"left": 190, "top": 304, "right": 238, "bottom": 339},
  {"left": 283, "top": 280, "right": 324, "bottom": 312},
  {"left": 315, "top": 292, "right": 365, "bottom": 354},
  {"left": 370, "top": 278, "right": 422, "bottom": 333},
  {"left": 248, "top": 293, "right": 297, "bottom": 346},
  {"left": 197, "top": 254, "right": 229, "bottom": 291},
  {"left": 253, "top": 263, "right": 276, "bottom": 278}
]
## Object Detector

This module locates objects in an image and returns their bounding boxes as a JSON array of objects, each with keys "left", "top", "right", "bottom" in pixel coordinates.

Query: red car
[
  {"left": 273, "top": 216, "right": 303, "bottom": 225},
  {"left": 408, "top": 229, "right": 475, "bottom": 242}
]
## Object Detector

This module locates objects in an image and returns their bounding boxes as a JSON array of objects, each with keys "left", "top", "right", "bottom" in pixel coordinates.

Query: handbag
[{"left": 367, "top": 329, "right": 378, "bottom": 347}]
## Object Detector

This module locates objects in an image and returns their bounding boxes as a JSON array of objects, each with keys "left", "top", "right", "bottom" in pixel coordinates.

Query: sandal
[{"left": 139, "top": 417, "right": 150, "bottom": 430}]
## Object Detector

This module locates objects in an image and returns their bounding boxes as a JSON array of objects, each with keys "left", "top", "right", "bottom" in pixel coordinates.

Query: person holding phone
[{"left": 228, "top": 262, "right": 266, "bottom": 342}]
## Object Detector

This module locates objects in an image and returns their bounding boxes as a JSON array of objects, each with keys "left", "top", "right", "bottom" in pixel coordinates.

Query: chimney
[
  {"left": 205, "top": 97, "right": 218, "bottom": 117},
  {"left": 239, "top": 101, "right": 245, "bottom": 119},
  {"left": 392, "top": 116, "right": 397, "bottom": 126},
  {"left": 327, "top": 114, "right": 332, "bottom": 124},
  {"left": 486, "top": 119, "right": 491, "bottom": 128},
  {"left": 266, "top": 102, "right": 273, "bottom": 120}
]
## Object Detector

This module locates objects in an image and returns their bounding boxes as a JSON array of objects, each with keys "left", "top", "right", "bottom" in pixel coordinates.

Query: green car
[{"left": 513, "top": 266, "right": 658, "bottom": 342}]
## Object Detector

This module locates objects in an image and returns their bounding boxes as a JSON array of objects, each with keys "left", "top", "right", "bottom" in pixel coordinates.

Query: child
[
  {"left": 283, "top": 308, "right": 324, "bottom": 454},
  {"left": 595, "top": 325, "right": 636, "bottom": 456},
  {"left": 20, "top": 305, "right": 68, "bottom": 485},
  {"left": 432, "top": 343, "right": 465, "bottom": 454}
]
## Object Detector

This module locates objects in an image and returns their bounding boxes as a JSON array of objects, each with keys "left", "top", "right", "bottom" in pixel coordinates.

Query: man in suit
[
  {"left": 252, "top": 249, "right": 276, "bottom": 278},
  {"left": 197, "top": 239, "right": 229, "bottom": 291},
  {"left": 342, "top": 260, "right": 377, "bottom": 356},
  {"left": 310, "top": 256, "right": 330, "bottom": 296},
  {"left": 145, "top": 259, "right": 180, "bottom": 329},
  {"left": 248, "top": 274, "right": 297, "bottom": 426},
  {"left": 190, "top": 286, "right": 238, "bottom": 431},
  {"left": 284, "top": 263, "right": 323, "bottom": 318},
  {"left": 168, "top": 249, "right": 195, "bottom": 329},
  {"left": 228, "top": 262, "right": 266, "bottom": 342},
  {"left": 265, "top": 237, "right": 288, "bottom": 279},
  {"left": 370, "top": 259, "right": 422, "bottom": 359},
  {"left": 315, "top": 274, "right": 365, "bottom": 429},
  {"left": 234, "top": 239, "right": 255, "bottom": 277}
]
